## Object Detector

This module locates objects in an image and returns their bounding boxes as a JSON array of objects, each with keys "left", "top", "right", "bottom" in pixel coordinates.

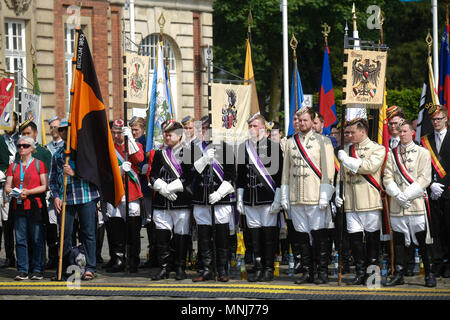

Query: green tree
[{"left": 213, "top": 0, "right": 447, "bottom": 126}]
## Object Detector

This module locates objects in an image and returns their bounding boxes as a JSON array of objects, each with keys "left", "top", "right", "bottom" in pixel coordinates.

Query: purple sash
[
  {"left": 200, "top": 141, "right": 236, "bottom": 201},
  {"left": 200, "top": 141, "right": 224, "bottom": 181},
  {"left": 246, "top": 140, "right": 276, "bottom": 192},
  {"left": 163, "top": 147, "right": 183, "bottom": 178}
]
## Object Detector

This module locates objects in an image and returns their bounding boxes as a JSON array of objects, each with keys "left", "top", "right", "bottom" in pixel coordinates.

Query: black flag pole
[{"left": 206, "top": 44, "right": 218, "bottom": 281}]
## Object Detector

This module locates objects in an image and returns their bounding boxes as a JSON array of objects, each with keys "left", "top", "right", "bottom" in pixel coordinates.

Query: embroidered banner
[
  {"left": 126, "top": 53, "right": 150, "bottom": 105},
  {"left": 342, "top": 49, "right": 387, "bottom": 109},
  {"left": 211, "top": 83, "right": 251, "bottom": 144}
]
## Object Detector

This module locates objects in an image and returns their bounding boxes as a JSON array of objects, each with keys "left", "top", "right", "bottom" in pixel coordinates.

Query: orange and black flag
[{"left": 69, "top": 28, "right": 124, "bottom": 207}]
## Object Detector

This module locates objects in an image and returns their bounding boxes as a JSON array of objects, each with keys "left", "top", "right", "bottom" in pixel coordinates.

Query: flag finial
[
  {"left": 352, "top": 3, "right": 358, "bottom": 32},
  {"left": 290, "top": 34, "right": 298, "bottom": 58},
  {"left": 248, "top": 9, "right": 253, "bottom": 33},
  {"left": 426, "top": 30, "right": 432, "bottom": 56},
  {"left": 322, "top": 23, "right": 331, "bottom": 48},
  {"left": 158, "top": 12, "right": 166, "bottom": 40}
]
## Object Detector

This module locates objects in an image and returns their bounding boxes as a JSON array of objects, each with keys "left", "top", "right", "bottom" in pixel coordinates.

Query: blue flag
[
  {"left": 439, "top": 25, "right": 450, "bottom": 111},
  {"left": 146, "top": 42, "right": 173, "bottom": 152},
  {"left": 288, "top": 59, "right": 304, "bottom": 136}
]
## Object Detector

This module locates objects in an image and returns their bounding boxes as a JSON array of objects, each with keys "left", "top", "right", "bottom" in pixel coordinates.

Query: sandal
[{"left": 82, "top": 271, "right": 95, "bottom": 281}]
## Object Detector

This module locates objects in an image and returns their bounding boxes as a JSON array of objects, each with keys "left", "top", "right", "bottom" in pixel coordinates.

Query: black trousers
[{"left": 430, "top": 198, "right": 450, "bottom": 265}]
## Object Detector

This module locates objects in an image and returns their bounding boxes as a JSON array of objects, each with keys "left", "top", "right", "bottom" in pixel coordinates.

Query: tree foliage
[{"left": 213, "top": 0, "right": 447, "bottom": 122}]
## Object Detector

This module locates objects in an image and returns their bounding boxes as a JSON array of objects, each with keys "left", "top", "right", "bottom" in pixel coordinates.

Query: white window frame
[
  {"left": 4, "top": 19, "right": 27, "bottom": 104},
  {"left": 64, "top": 24, "right": 76, "bottom": 112},
  {"left": 139, "top": 34, "right": 177, "bottom": 118}
]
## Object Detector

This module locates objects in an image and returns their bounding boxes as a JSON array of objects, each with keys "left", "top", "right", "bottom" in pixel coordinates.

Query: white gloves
[
  {"left": 209, "top": 180, "right": 235, "bottom": 205},
  {"left": 194, "top": 148, "right": 216, "bottom": 174},
  {"left": 141, "top": 164, "right": 149, "bottom": 175},
  {"left": 385, "top": 182, "right": 410, "bottom": 208},
  {"left": 335, "top": 195, "right": 344, "bottom": 208},
  {"left": 237, "top": 188, "right": 244, "bottom": 214},
  {"left": 120, "top": 161, "right": 132, "bottom": 175},
  {"left": 430, "top": 182, "right": 445, "bottom": 200},
  {"left": 269, "top": 188, "right": 282, "bottom": 214},
  {"left": 281, "top": 185, "right": 290, "bottom": 211},
  {"left": 122, "top": 127, "right": 139, "bottom": 155},
  {"left": 152, "top": 178, "right": 177, "bottom": 201},
  {"left": 205, "top": 148, "right": 215, "bottom": 163},
  {"left": 167, "top": 179, "right": 184, "bottom": 193},
  {"left": 319, "top": 183, "right": 335, "bottom": 210},
  {"left": 403, "top": 182, "right": 424, "bottom": 201},
  {"left": 338, "top": 150, "right": 362, "bottom": 174}
]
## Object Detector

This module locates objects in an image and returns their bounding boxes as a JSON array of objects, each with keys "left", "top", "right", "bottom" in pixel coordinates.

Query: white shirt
[
  {"left": 390, "top": 136, "right": 400, "bottom": 149},
  {"left": 435, "top": 128, "right": 447, "bottom": 153}
]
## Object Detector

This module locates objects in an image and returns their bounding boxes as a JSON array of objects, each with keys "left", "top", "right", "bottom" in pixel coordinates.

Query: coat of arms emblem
[{"left": 222, "top": 89, "right": 238, "bottom": 129}]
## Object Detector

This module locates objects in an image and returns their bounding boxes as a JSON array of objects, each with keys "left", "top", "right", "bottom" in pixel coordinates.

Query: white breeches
[{"left": 153, "top": 208, "right": 191, "bottom": 235}]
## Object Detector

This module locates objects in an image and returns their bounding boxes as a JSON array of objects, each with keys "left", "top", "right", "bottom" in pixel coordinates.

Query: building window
[
  {"left": 64, "top": 24, "right": 76, "bottom": 112},
  {"left": 139, "top": 34, "right": 177, "bottom": 116},
  {"left": 4, "top": 20, "right": 27, "bottom": 103}
]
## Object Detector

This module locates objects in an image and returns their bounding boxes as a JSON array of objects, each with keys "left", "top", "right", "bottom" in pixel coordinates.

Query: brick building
[{"left": 0, "top": 0, "right": 213, "bottom": 137}]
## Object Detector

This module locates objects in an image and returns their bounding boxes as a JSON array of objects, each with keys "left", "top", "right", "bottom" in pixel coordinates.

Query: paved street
[{"left": 0, "top": 228, "right": 449, "bottom": 300}]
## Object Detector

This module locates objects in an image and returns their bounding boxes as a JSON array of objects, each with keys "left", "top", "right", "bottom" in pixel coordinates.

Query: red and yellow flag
[{"left": 69, "top": 28, "right": 124, "bottom": 207}]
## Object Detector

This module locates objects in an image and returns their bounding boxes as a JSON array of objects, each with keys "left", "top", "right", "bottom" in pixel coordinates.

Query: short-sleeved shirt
[{"left": 7, "top": 158, "right": 47, "bottom": 210}]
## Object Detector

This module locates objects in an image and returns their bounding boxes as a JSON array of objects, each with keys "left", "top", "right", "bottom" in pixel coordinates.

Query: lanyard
[
  {"left": 19, "top": 157, "right": 34, "bottom": 189},
  {"left": 17, "top": 157, "right": 33, "bottom": 204}
]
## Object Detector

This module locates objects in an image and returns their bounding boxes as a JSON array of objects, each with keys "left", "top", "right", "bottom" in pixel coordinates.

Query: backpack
[
  {"left": 12, "top": 158, "right": 41, "bottom": 178},
  {"left": 69, "top": 244, "right": 87, "bottom": 273}
]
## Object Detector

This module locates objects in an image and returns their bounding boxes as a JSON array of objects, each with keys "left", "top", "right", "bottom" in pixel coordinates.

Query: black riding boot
[
  {"left": 46, "top": 223, "right": 59, "bottom": 269},
  {"left": 193, "top": 225, "right": 214, "bottom": 282},
  {"left": 262, "top": 227, "right": 278, "bottom": 282},
  {"left": 348, "top": 232, "right": 366, "bottom": 285},
  {"left": 385, "top": 232, "right": 406, "bottom": 286},
  {"left": 365, "top": 230, "right": 381, "bottom": 280},
  {"left": 152, "top": 229, "right": 172, "bottom": 280},
  {"left": 174, "top": 234, "right": 189, "bottom": 280},
  {"left": 105, "top": 218, "right": 126, "bottom": 273},
  {"left": 416, "top": 231, "right": 437, "bottom": 287},
  {"left": 248, "top": 228, "right": 263, "bottom": 282},
  {"left": 229, "top": 233, "right": 237, "bottom": 265},
  {"left": 127, "top": 216, "right": 141, "bottom": 273},
  {"left": 294, "top": 232, "right": 314, "bottom": 284},
  {"left": 216, "top": 223, "right": 230, "bottom": 282},
  {"left": 287, "top": 219, "right": 302, "bottom": 274},
  {"left": 103, "top": 219, "right": 115, "bottom": 269},
  {"left": 95, "top": 223, "right": 105, "bottom": 265},
  {"left": 313, "top": 229, "right": 329, "bottom": 284},
  {"left": 2, "top": 219, "right": 15, "bottom": 268},
  {"left": 404, "top": 244, "right": 416, "bottom": 277}
]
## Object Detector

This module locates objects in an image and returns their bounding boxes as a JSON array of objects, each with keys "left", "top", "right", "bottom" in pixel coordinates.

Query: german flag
[{"left": 69, "top": 28, "right": 124, "bottom": 207}]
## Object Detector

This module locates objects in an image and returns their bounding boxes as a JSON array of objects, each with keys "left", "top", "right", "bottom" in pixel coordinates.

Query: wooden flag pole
[{"left": 57, "top": 26, "right": 80, "bottom": 281}]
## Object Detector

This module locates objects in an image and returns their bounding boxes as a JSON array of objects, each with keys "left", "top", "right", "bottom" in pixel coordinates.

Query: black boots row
[
  {"left": 192, "top": 224, "right": 229, "bottom": 282},
  {"left": 292, "top": 229, "right": 330, "bottom": 285},
  {"left": 151, "top": 229, "right": 191, "bottom": 281},
  {"left": 103, "top": 217, "right": 141, "bottom": 273},
  {"left": 246, "top": 227, "right": 278, "bottom": 282},
  {"left": 385, "top": 231, "right": 436, "bottom": 287}
]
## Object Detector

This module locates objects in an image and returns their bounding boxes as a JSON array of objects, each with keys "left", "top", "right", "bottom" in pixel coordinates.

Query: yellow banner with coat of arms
[{"left": 211, "top": 83, "right": 251, "bottom": 144}]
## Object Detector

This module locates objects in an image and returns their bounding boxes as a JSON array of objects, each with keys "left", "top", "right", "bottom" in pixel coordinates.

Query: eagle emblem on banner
[
  {"left": 352, "top": 58, "right": 381, "bottom": 98},
  {"left": 222, "top": 89, "right": 238, "bottom": 129}
]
